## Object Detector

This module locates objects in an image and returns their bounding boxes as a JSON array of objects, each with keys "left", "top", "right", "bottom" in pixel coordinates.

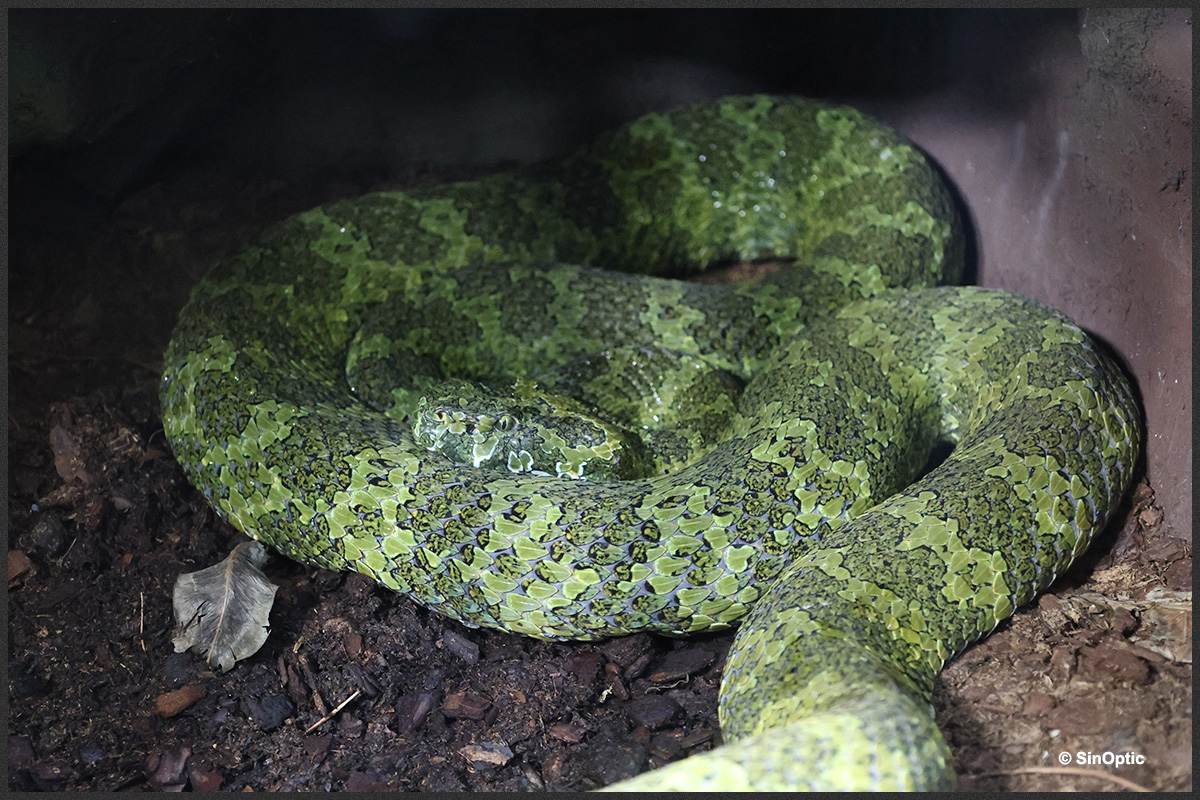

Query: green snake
[{"left": 160, "top": 95, "right": 1141, "bottom": 790}]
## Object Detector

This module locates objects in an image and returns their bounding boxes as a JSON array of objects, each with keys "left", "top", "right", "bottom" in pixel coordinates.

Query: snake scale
[{"left": 160, "top": 95, "right": 1141, "bottom": 790}]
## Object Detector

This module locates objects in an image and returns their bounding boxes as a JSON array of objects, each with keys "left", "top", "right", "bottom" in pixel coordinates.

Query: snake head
[{"left": 412, "top": 378, "right": 649, "bottom": 481}]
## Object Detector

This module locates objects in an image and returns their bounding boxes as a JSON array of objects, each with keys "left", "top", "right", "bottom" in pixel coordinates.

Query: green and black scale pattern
[{"left": 160, "top": 96, "right": 1141, "bottom": 790}]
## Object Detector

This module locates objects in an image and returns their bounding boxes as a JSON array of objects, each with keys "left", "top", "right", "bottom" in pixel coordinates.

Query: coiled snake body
[{"left": 161, "top": 96, "right": 1141, "bottom": 790}]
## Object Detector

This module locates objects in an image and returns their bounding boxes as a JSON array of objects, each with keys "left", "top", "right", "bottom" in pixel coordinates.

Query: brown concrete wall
[{"left": 884, "top": 9, "right": 1191, "bottom": 541}]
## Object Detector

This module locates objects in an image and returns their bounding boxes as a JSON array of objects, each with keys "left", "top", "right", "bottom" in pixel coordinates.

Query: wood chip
[
  {"left": 460, "top": 742, "right": 513, "bottom": 766},
  {"left": 547, "top": 722, "right": 585, "bottom": 743},
  {"left": 442, "top": 690, "right": 491, "bottom": 720},
  {"left": 155, "top": 684, "right": 206, "bottom": 717},
  {"left": 8, "top": 550, "right": 34, "bottom": 587},
  {"left": 443, "top": 629, "right": 479, "bottom": 664}
]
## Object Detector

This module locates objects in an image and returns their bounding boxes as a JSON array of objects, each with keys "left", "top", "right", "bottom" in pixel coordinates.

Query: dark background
[{"left": 10, "top": 9, "right": 1074, "bottom": 243}]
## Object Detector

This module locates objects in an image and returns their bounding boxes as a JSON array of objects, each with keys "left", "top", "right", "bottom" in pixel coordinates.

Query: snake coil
[{"left": 161, "top": 96, "right": 1141, "bottom": 790}]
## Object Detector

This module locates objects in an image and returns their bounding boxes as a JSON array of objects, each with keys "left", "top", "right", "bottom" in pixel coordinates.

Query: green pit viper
[{"left": 160, "top": 95, "right": 1141, "bottom": 790}]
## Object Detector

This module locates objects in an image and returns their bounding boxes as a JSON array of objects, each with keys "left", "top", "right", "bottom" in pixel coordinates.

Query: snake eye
[{"left": 497, "top": 414, "right": 518, "bottom": 432}]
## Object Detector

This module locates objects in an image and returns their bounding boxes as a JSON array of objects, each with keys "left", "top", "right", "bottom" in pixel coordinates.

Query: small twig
[
  {"left": 304, "top": 688, "right": 362, "bottom": 734},
  {"left": 969, "top": 766, "right": 1152, "bottom": 792},
  {"left": 58, "top": 536, "right": 79, "bottom": 563},
  {"left": 139, "top": 591, "right": 146, "bottom": 652}
]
